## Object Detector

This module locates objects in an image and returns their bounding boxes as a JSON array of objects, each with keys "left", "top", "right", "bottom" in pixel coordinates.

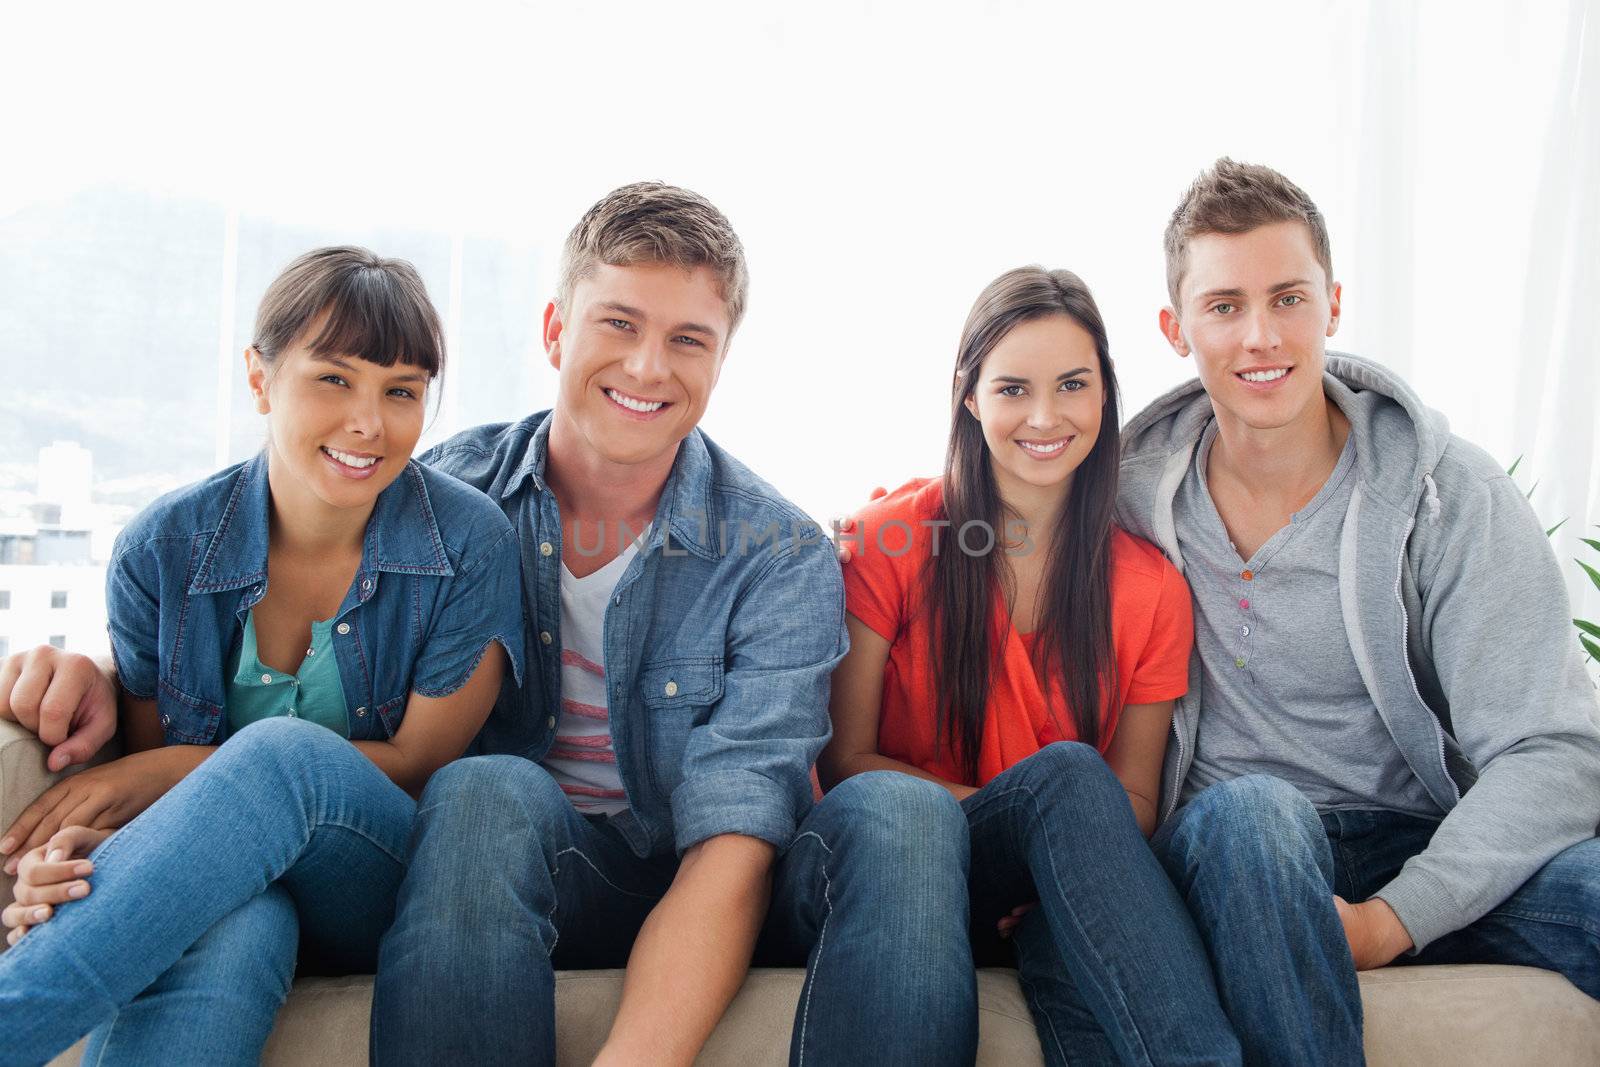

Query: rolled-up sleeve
[
  {"left": 410, "top": 521, "right": 526, "bottom": 697},
  {"left": 105, "top": 537, "right": 161, "bottom": 700},
  {"left": 670, "top": 541, "right": 847, "bottom": 853}
]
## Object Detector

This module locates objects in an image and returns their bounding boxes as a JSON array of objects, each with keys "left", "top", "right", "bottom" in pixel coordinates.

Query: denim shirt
[
  {"left": 422, "top": 412, "right": 846, "bottom": 858},
  {"left": 106, "top": 452, "right": 525, "bottom": 745}
]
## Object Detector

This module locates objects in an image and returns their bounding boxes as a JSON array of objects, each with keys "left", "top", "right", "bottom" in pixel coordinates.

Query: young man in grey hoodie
[{"left": 1116, "top": 158, "right": 1600, "bottom": 1064}]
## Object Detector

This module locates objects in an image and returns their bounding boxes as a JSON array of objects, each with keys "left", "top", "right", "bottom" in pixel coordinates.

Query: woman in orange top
[{"left": 822, "top": 267, "right": 1239, "bottom": 1066}]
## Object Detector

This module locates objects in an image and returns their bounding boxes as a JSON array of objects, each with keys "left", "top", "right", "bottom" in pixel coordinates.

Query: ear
[
  {"left": 1325, "top": 281, "right": 1342, "bottom": 338},
  {"left": 1159, "top": 307, "right": 1190, "bottom": 358},
  {"left": 244, "top": 347, "right": 271, "bottom": 414},
  {"left": 963, "top": 392, "right": 979, "bottom": 420},
  {"left": 544, "top": 301, "right": 564, "bottom": 370}
]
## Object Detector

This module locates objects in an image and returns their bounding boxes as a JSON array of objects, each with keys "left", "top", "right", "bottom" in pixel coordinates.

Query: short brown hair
[
  {"left": 556, "top": 182, "right": 749, "bottom": 336},
  {"left": 1163, "top": 158, "right": 1333, "bottom": 308},
  {"left": 252, "top": 246, "right": 444, "bottom": 377}
]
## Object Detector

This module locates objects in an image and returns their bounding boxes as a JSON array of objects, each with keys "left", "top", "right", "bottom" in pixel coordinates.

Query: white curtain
[{"left": 1341, "top": 0, "right": 1600, "bottom": 643}]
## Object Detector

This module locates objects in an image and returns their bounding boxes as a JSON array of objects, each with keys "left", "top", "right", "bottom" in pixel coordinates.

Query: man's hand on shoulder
[
  {"left": 832, "top": 485, "right": 888, "bottom": 564},
  {"left": 0, "top": 647, "right": 119, "bottom": 772},
  {"left": 1334, "top": 894, "right": 1414, "bottom": 970}
]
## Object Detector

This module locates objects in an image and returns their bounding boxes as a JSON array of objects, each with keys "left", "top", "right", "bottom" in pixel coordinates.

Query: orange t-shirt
[{"left": 841, "top": 477, "right": 1195, "bottom": 787}]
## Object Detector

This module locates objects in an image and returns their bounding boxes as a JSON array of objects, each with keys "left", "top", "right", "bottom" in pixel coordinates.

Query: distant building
[{"left": 0, "top": 442, "right": 114, "bottom": 660}]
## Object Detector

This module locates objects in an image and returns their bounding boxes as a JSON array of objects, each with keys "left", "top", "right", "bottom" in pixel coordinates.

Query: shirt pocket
[{"left": 637, "top": 657, "right": 725, "bottom": 794}]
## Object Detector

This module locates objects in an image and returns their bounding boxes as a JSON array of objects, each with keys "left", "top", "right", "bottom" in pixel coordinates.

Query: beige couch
[{"left": 4, "top": 720, "right": 1598, "bottom": 1066}]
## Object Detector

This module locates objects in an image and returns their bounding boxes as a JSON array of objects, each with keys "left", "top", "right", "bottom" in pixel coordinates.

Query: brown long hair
[{"left": 929, "top": 267, "right": 1121, "bottom": 781}]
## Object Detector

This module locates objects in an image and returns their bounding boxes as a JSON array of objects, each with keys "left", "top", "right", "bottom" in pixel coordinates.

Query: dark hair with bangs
[{"left": 251, "top": 246, "right": 445, "bottom": 377}]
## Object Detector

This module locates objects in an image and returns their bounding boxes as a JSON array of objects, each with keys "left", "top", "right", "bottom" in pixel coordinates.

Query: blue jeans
[
  {"left": 0, "top": 718, "right": 414, "bottom": 1066},
  {"left": 1324, "top": 807, "right": 1600, "bottom": 996},
  {"left": 372, "top": 759, "right": 976, "bottom": 1066},
  {"left": 964, "top": 743, "right": 1240, "bottom": 1067},
  {"left": 1154, "top": 775, "right": 1600, "bottom": 1067}
]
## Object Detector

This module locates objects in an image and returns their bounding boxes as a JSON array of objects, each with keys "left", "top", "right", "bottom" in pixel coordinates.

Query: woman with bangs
[
  {"left": 0, "top": 247, "right": 524, "bottom": 1065},
  {"left": 823, "top": 267, "right": 1239, "bottom": 1065}
]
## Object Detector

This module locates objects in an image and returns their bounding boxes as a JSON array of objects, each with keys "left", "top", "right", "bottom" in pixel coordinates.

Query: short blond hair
[
  {"left": 557, "top": 182, "right": 749, "bottom": 336},
  {"left": 1164, "top": 158, "right": 1332, "bottom": 307}
]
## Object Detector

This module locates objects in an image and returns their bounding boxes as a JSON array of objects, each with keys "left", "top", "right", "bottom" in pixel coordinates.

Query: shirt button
[
  {"left": 252, "top": 585, "right": 263, "bottom": 597},
  {"left": 540, "top": 631, "right": 553, "bottom": 645},
  {"left": 260, "top": 673, "right": 272, "bottom": 684},
  {"left": 1241, "top": 625, "right": 1251, "bottom": 637},
  {"left": 160, "top": 715, "right": 171, "bottom": 727},
  {"left": 355, "top": 707, "right": 367, "bottom": 717},
  {"left": 361, "top": 578, "right": 373, "bottom": 591},
  {"left": 664, "top": 680, "right": 679, "bottom": 697},
  {"left": 1241, "top": 570, "right": 1254, "bottom": 581},
  {"left": 546, "top": 715, "right": 557, "bottom": 729},
  {"left": 337, "top": 622, "right": 351, "bottom": 635},
  {"left": 1235, "top": 657, "right": 1246, "bottom": 669},
  {"left": 613, "top": 595, "right": 622, "bottom": 606},
  {"left": 1239, "top": 598, "right": 1250, "bottom": 611},
  {"left": 540, "top": 542, "right": 554, "bottom": 557},
  {"left": 305, "top": 647, "right": 315, "bottom": 656},
  {"left": 288, "top": 707, "right": 298, "bottom": 717}
]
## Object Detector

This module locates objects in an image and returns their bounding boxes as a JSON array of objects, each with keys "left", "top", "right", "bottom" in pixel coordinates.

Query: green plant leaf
[
  {"left": 1579, "top": 559, "right": 1600, "bottom": 594},
  {"left": 1582, "top": 537, "right": 1600, "bottom": 554},
  {"left": 1584, "top": 635, "right": 1600, "bottom": 662},
  {"left": 1546, "top": 518, "right": 1568, "bottom": 537},
  {"left": 1507, "top": 455, "right": 1523, "bottom": 477},
  {"left": 1525, "top": 479, "right": 1540, "bottom": 500},
  {"left": 1577, "top": 619, "right": 1600, "bottom": 640}
]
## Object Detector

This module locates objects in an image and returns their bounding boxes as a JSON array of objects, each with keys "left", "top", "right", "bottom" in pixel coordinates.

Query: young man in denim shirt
[
  {"left": 1116, "top": 158, "right": 1600, "bottom": 1063},
  {"left": 366, "top": 184, "right": 975, "bottom": 1065}
]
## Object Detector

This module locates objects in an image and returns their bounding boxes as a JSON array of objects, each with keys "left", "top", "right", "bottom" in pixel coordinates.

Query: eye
[
  {"left": 606, "top": 318, "right": 635, "bottom": 332},
  {"left": 1278, "top": 294, "right": 1303, "bottom": 307},
  {"left": 1060, "top": 379, "right": 1086, "bottom": 392},
  {"left": 673, "top": 335, "right": 704, "bottom": 348},
  {"left": 319, "top": 374, "right": 349, "bottom": 387},
  {"left": 1211, "top": 303, "right": 1235, "bottom": 315},
  {"left": 388, "top": 387, "right": 419, "bottom": 400},
  {"left": 998, "top": 385, "right": 1025, "bottom": 397}
]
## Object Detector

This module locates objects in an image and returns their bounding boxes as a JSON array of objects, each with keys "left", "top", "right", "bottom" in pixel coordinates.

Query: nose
[
  {"left": 1026, "top": 393, "right": 1059, "bottom": 430},
  {"left": 1242, "top": 307, "right": 1280, "bottom": 352},
  {"left": 620, "top": 335, "right": 671, "bottom": 385},
  {"left": 344, "top": 389, "right": 384, "bottom": 440}
]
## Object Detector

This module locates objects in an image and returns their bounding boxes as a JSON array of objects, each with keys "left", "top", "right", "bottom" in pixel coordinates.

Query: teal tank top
[{"left": 227, "top": 611, "right": 349, "bottom": 738}]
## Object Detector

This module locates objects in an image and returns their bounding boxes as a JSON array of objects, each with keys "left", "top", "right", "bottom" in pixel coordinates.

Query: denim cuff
[
  {"left": 1373, "top": 865, "right": 1465, "bottom": 953},
  {"left": 671, "top": 769, "right": 798, "bottom": 855}
]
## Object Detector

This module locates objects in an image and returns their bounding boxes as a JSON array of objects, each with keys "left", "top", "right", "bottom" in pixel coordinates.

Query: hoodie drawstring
[{"left": 1423, "top": 471, "right": 1441, "bottom": 523}]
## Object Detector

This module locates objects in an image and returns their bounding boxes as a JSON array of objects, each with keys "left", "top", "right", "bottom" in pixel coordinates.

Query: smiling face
[
  {"left": 545, "top": 260, "right": 730, "bottom": 469},
  {"left": 1161, "top": 220, "right": 1342, "bottom": 436},
  {"left": 247, "top": 334, "right": 428, "bottom": 516},
  {"left": 962, "top": 314, "right": 1104, "bottom": 503}
]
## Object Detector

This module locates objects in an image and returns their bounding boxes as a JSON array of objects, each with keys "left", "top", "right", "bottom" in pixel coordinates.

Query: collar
[
  {"left": 190, "top": 452, "right": 453, "bottom": 596},
  {"left": 505, "top": 410, "right": 723, "bottom": 562}
]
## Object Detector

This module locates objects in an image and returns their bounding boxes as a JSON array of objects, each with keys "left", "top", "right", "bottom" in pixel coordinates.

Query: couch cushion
[{"left": 44, "top": 964, "right": 1600, "bottom": 1066}]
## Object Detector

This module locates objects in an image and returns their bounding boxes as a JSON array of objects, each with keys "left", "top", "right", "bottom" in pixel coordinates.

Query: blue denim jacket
[
  {"left": 422, "top": 412, "right": 846, "bottom": 858},
  {"left": 106, "top": 452, "right": 525, "bottom": 745}
]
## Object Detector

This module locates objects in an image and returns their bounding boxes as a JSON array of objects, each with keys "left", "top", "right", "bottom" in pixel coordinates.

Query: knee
[
  {"left": 221, "top": 716, "right": 350, "bottom": 778},
  {"left": 1167, "top": 775, "right": 1326, "bottom": 871},
  {"left": 416, "top": 756, "right": 571, "bottom": 847},
  {"left": 1006, "top": 741, "right": 1119, "bottom": 795},
  {"left": 821, "top": 771, "right": 969, "bottom": 871}
]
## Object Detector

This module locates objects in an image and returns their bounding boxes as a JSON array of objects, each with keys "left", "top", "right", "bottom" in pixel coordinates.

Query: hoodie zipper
[{"left": 1392, "top": 514, "right": 1462, "bottom": 805}]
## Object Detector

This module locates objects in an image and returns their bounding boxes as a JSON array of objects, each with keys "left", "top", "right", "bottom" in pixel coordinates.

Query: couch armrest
[{"left": 0, "top": 720, "right": 123, "bottom": 910}]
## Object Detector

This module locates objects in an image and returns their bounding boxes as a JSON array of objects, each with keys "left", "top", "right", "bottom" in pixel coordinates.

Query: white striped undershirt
[{"left": 540, "top": 536, "right": 640, "bottom": 816}]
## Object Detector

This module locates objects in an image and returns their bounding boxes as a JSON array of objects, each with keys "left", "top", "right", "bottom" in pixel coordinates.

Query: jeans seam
[
  {"left": 1486, "top": 907, "right": 1600, "bottom": 940},
  {"left": 1015, "top": 966, "right": 1067, "bottom": 1066},
  {"left": 546, "top": 844, "right": 664, "bottom": 959},
  {"left": 968, "top": 779, "right": 1155, "bottom": 1067},
  {"left": 790, "top": 830, "right": 834, "bottom": 1067}
]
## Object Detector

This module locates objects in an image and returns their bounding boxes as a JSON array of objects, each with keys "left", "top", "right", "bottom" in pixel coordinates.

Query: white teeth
[
  {"left": 1019, "top": 439, "right": 1067, "bottom": 454},
  {"left": 324, "top": 447, "right": 378, "bottom": 469},
  {"left": 1240, "top": 368, "right": 1289, "bottom": 382},
  {"left": 606, "top": 389, "right": 665, "bottom": 413}
]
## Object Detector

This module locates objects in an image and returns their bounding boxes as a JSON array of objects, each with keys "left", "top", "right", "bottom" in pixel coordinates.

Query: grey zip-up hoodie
[{"left": 1117, "top": 352, "right": 1600, "bottom": 951}]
